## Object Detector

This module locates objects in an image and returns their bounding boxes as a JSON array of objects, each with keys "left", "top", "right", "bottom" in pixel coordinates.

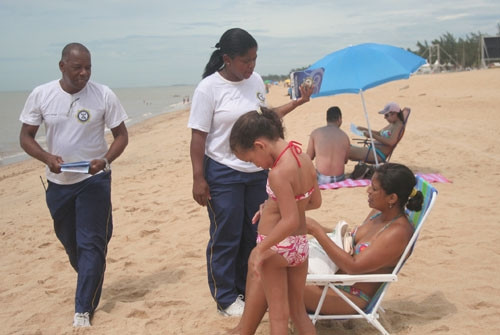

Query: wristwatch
[{"left": 103, "top": 158, "right": 110, "bottom": 172}]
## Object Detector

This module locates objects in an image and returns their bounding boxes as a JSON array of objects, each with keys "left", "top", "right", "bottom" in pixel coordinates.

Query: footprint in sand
[
  {"left": 146, "top": 219, "right": 163, "bottom": 226},
  {"left": 468, "top": 300, "right": 498, "bottom": 310},
  {"left": 431, "top": 325, "right": 450, "bottom": 332},
  {"left": 44, "top": 288, "right": 59, "bottom": 295},
  {"left": 124, "top": 261, "right": 134, "bottom": 268},
  {"left": 140, "top": 228, "right": 160, "bottom": 237},
  {"left": 145, "top": 300, "right": 187, "bottom": 308},
  {"left": 37, "top": 242, "right": 51, "bottom": 248},
  {"left": 127, "top": 309, "right": 149, "bottom": 319},
  {"left": 124, "top": 206, "right": 140, "bottom": 212},
  {"left": 156, "top": 209, "right": 170, "bottom": 216}
]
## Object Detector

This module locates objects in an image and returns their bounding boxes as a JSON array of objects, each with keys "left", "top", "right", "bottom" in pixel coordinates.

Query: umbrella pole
[{"left": 360, "top": 90, "right": 379, "bottom": 166}]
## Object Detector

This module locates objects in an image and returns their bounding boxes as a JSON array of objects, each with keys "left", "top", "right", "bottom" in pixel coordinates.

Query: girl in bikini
[
  {"left": 229, "top": 107, "right": 321, "bottom": 335},
  {"left": 304, "top": 163, "right": 424, "bottom": 314}
]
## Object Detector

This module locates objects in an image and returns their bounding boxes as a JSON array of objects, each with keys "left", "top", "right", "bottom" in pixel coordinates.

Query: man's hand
[
  {"left": 89, "top": 159, "right": 106, "bottom": 175},
  {"left": 45, "top": 154, "right": 64, "bottom": 174}
]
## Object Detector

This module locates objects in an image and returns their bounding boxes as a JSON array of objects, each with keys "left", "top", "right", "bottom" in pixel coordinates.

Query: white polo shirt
[
  {"left": 188, "top": 71, "right": 266, "bottom": 173},
  {"left": 20, "top": 80, "right": 128, "bottom": 185}
]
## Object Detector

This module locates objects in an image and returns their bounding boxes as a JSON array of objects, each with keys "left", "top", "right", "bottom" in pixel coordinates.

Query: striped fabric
[
  {"left": 319, "top": 173, "right": 450, "bottom": 190},
  {"left": 415, "top": 172, "right": 451, "bottom": 184},
  {"left": 319, "top": 178, "right": 371, "bottom": 190},
  {"left": 407, "top": 177, "right": 433, "bottom": 229}
]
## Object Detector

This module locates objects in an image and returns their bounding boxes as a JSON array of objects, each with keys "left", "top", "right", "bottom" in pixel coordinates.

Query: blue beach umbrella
[{"left": 309, "top": 43, "right": 426, "bottom": 165}]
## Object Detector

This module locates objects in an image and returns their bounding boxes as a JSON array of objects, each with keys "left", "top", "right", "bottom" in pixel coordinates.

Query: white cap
[{"left": 378, "top": 102, "right": 401, "bottom": 114}]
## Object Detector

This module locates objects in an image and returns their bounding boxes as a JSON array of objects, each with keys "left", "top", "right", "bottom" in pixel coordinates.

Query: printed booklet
[{"left": 290, "top": 67, "right": 324, "bottom": 100}]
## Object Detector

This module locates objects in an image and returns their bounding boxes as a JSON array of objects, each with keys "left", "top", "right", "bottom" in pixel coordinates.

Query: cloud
[
  {"left": 1, "top": 0, "right": 499, "bottom": 90},
  {"left": 437, "top": 13, "right": 471, "bottom": 21}
]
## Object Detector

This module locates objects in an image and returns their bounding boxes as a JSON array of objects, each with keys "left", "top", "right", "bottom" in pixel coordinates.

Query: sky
[{"left": 0, "top": 0, "right": 499, "bottom": 91}]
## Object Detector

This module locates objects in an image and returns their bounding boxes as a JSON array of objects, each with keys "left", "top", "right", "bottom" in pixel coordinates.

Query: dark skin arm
[
  {"left": 89, "top": 121, "right": 128, "bottom": 174},
  {"left": 272, "top": 84, "right": 313, "bottom": 118},
  {"left": 19, "top": 121, "right": 128, "bottom": 175},
  {"left": 190, "top": 129, "right": 210, "bottom": 206},
  {"left": 20, "top": 123, "right": 63, "bottom": 173}
]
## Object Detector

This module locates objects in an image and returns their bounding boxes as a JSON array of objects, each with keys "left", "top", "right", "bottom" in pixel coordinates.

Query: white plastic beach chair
[{"left": 306, "top": 176, "right": 438, "bottom": 335}]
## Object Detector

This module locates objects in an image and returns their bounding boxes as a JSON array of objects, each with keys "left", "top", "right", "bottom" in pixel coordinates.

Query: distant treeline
[
  {"left": 410, "top": 31, "right": 488, "bottom": 69},
  {"left": 262, "top": 26, "right": 500, "bottom": 81},
  {"left": 262, "top": 66, "right": 309, "bottom": 82}
]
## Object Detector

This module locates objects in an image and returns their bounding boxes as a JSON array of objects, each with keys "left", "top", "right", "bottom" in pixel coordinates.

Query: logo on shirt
[
  {"left": 76, "top": 109, "right": 90, "bottom": 123},
  {"left": 256, "top": 92, "right": 265, "bottom": 103}
]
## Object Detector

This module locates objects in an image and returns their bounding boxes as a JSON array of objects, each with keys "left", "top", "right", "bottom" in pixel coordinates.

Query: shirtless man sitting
[{"left": 307, "top": 106, "right": 350, "bottom": 184}]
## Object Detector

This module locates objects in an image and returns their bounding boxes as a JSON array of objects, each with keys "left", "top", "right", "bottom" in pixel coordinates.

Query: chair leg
[
  {"left": 367, "top": 316, "right": 390, "bottom": 335},
  {"left": 310, "top": 284, "right": 329, "bottom": 324},
  {"left": 331, "top": 285, "right": 390, "bottom": 335}
]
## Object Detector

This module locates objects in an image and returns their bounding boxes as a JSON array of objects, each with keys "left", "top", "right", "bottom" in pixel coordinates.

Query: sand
[{"left": 1, "top": 68, "right": 499, "bottom": 335}]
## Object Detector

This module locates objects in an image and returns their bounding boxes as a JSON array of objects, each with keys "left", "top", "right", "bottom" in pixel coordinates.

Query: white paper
[
  {"left": 60, "top": 161, "right": 90, "bottom": 173},
  {"left": 350, "top": 123, "right": 364, "bottom": 136}
]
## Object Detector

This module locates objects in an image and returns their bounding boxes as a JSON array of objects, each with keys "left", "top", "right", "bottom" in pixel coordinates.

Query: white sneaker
[
  {"left": 219, "top": 295, "right": 245, "bottom": 317},
  {"left": 73, "top": 312, "right": 91, "bottom": 327}
]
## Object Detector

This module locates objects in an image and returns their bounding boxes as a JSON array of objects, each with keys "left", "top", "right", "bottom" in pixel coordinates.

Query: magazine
[
  {"left": 350, "top": 123, "right": 365, "bottom": 136},
  {"left": 60, "top": 161, "right": 90, "bottom": 173},
  {"left": 290, "top": 67, "right": 324, "bottom": 100}
]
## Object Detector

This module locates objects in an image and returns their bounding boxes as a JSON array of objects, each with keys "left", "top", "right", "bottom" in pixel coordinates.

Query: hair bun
[{"left": 215, "top": 42, "right": 220, "bottom": 49}]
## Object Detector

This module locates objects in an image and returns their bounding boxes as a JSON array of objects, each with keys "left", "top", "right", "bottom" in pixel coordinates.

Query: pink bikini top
[{"left": 266, "top": 141, "right": 315, "bottom": 201}]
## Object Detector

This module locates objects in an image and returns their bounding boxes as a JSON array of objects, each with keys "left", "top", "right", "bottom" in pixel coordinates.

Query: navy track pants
[{"left": 46, "top": 171, "right": 112, "bottom": 314}]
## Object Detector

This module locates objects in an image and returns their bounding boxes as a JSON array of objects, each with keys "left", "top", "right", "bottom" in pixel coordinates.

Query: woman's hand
[
  {"left": 357, "top": 126, "right": 368, "bottom": 132},
  {"left": 306, "top": 217, "right": 323, "bottom": 237},
  {"left": 192, "top": 176, "right": 211, "bottom": 206},
  {"left": 297, "top": 83, "right": 313, "bottom": 105}
]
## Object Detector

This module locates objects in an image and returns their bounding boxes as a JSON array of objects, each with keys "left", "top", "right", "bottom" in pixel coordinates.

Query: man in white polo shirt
[{"left": 19, "top": 42, "right": 128, "bottom": 327}]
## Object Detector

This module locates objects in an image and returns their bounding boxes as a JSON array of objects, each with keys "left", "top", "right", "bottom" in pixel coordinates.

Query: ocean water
[{"left": 0, "top": 85, "right": 195, "bottom": 166}]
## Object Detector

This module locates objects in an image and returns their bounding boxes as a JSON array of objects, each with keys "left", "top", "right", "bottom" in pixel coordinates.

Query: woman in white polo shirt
[{"left": 188, "top": 28, "right": 312, "bottom": 316}]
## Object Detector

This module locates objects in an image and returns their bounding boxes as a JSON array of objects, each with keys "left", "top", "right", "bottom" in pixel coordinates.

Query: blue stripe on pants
[
  {"left": 46, "top": 171, "right": 112, "bottom": 314},
  {"left": 204, "top": 157, "right": 268, "bottom": 310}
]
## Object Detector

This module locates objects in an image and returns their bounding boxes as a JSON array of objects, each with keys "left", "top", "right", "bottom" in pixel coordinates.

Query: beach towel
[
  {"left": 319, "top": 173, "right": 451, "bottom": 190},
  {"left": 319, "top": 179, "right": 371, "bottom": 190},
  {"left": 416, "top": 173, "right": 452, "bottom": 183}
]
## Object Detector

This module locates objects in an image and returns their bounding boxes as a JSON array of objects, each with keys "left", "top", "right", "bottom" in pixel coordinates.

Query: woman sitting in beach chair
[
  {"left": 348, "top": 102, "right": 407, "bottom": 163},
  {"left": 305, "top": 164, "right": 422, "bottom": 314}
]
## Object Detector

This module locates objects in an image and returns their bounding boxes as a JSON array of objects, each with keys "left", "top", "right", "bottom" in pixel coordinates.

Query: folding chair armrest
[
  {"left": 352, "top": 137, "right": 369, "bottom": 145},
  {"left": 306, "top": 273, "right": 398, "bottom": 286}
]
